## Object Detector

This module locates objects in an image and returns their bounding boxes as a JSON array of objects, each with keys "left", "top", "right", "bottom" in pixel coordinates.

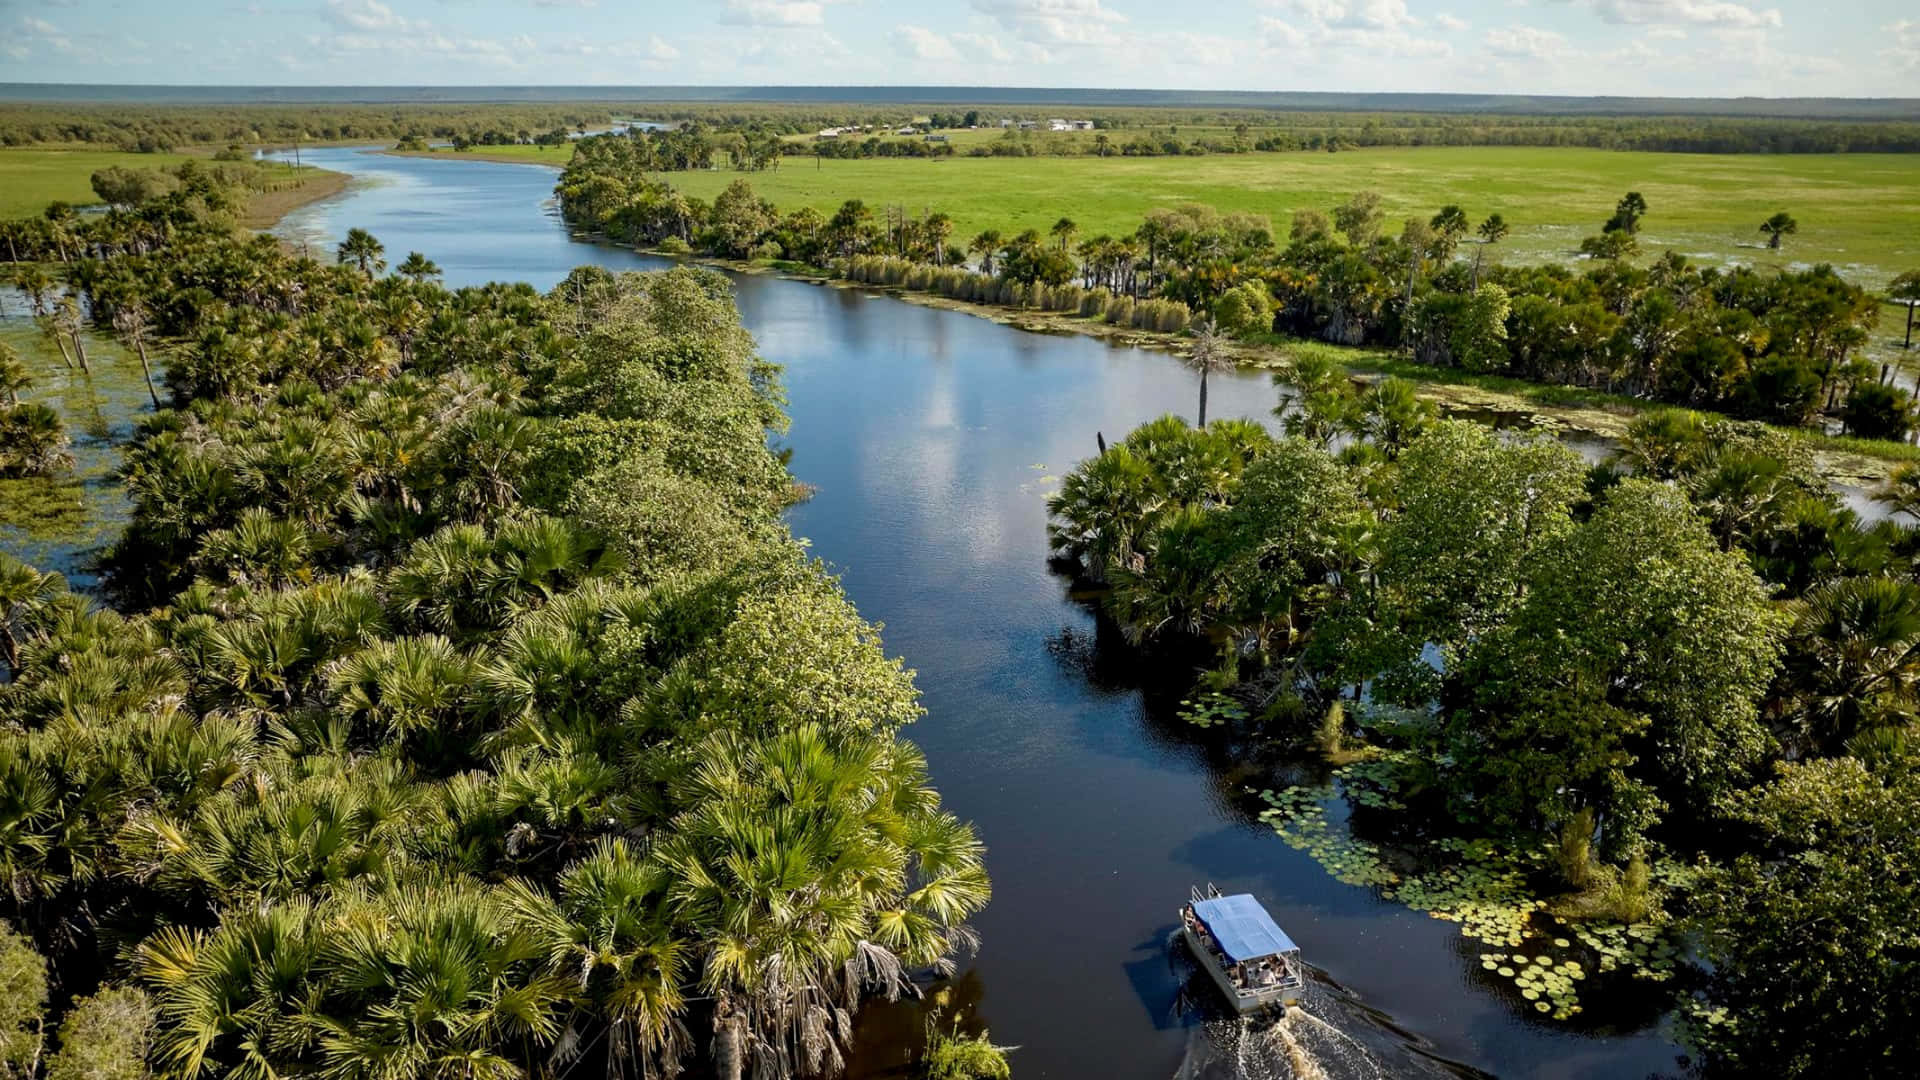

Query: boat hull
[{"left": 1179, "top": 923, "right": 1296, "bottom": 1014}]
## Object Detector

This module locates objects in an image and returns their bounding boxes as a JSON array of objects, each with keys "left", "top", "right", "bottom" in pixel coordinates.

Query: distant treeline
[
  {"left": 7, "top": 101, "right": 1920, "bottom": 154},
  {"left": 5, "top": 84, "right": 1917, "bottom": 120},
  {"left": 0, "top": 103, "right": 616, "bottom": 152},
  {"left": 557, "top": 133, "right": 1912, "bottom": 441}
]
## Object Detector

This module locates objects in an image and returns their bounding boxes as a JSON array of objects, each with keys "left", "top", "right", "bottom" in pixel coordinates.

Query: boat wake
[
  {"left": 1172, "top": 1005, "right": 1383, "bottom": 1080},
  {"left": 1168, "top": 934, "right": 1489, "bottom": 1080}
]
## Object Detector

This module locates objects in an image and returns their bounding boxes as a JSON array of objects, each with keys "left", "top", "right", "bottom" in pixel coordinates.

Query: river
[{"left": 270, "top": 147, "right": 1686, "bottom": 1080}]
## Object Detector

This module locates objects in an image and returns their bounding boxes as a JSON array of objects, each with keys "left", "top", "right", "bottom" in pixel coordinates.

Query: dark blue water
[{"left": 272, "top": 147, "right": 1685, "bottom": 1080}]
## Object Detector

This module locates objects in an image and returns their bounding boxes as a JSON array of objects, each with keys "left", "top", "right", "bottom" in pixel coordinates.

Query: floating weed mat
[
  {"left": 1253, "top": 757, "right": 1681, "bottom": 1023},
  {"left": 1179, "top": 693, "right": 1248, "bottom": 729}
]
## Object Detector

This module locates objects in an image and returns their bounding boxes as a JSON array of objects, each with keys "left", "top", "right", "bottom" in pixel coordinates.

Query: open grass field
[
  {"left": 659, "top": 145, "right": 1920, "bottom": 288},
  {"left": 0, "top": 147, "right": 346, "bottom": 225},
  {"left": 0, "top": 147, "right": 200, "bottom": 216}
]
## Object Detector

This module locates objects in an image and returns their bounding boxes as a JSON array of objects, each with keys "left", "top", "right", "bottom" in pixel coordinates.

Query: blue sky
[{"left": 1, "top": 0, "right": 1914, "bottom": 97}]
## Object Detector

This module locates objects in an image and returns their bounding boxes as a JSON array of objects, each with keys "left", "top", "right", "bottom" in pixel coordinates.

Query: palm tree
[
  {"left": 924, "top": 213, "right": 954, "bottom": 267},
  {"left": 1046, "top": 446, "right": 1161, "bottom": 579},
  {"left": 1187, "top": 320, "right": 1234, "bottom": 428},
  {"left": 1889, "top": 270, "right": 1920, "bottom": 350},
  {"left": 654, "top": 725, "right": 987, "bottom": 1080},
  {"left": 1759, "top": 211, "right": 1798, "bottom": 251},
  {"left": 1429, "top": 205, "right": 1469, "bottom": 263},
  {"left": 1473, "top": 213, "right": 1508, "bottom": 288},
  {"left": 0, "top": 342, "right": 27, "bottom": 406},
  {"left": 395, "top": 251, "right": 442, "bottom": 283},
  {"left": 502, "top": 839, "right": 691, "bottom": 1075},
  {"left": 1788, "top": 575, "right": 1920, "bottom": 755},
  {"left": 1349, "top": 376, "right": 1434, "bottom": 458},
  {"left": 968, "top": 230, "right": 1002, "bottom": 276},
  {"left": 337, "top": 227, "right": 386, "bottom": 278},
  {"left": 110, "top": 298, "right": 163, "bottom": 408},
  {"left": 0, "top": 553, "right": 63, "bottom": 680},
  {"left": 1050, "top": 217, "right": 1078, "bottom": 254}
]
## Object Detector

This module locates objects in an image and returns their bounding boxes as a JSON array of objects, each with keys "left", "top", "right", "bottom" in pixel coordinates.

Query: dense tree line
[
  {"left": 1047, "top": 397, "right": 1920, "bottom": 1077},
  {"left": 0, "top": 191, "right": 990, "bottom": 1077},
  {"left": 554, "top": 140, "right": 1910, "bottom": 442},
  {"left": 0, "top": 103, "right": 612, "bottom": 152},
  {"left": 7, "top": 101, "right": 1919, "bottom": 155}
]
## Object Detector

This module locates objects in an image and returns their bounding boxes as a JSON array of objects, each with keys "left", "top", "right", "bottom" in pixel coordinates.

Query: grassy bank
[
  {"left": 0, "top": 147, "right": 347, "bottom": 226},
  {"left": 384, "top": 145, "right": 574, "bottom": 167},
  {"left": 660, "top": 146, "right": 1920, "bottom": 287},
  {"left": 0, "top": 147, "right": 199, "bottom": 215}
]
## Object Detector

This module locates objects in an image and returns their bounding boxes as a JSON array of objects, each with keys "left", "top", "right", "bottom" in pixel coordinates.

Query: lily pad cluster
[
  {"left": 1255, "top": 785, "right": 1401, "bottom": 888},
  {"left": 1179, "top": 693, "right": 1249, "bottom": 729},
  {"left": 1331, "top": 757, "right": 1408, "bottom": 810},
  {"left": 1252, "top": 772, "right": 1688, "bottom": 1025},
  {"left": 1569, "top": 921, "right": 1680, "bottom": 979},
  {"left": 1480, "top": 951, "right": 1587, "bottom": 1020}
]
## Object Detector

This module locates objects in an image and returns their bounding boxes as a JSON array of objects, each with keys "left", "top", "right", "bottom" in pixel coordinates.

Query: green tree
[
  {"left": 46, "top": 986, "right": 155, "bottom": 1080},
  {"left": 1759, "top": 210, "right": 1798, "bottom": 250},
  {"left": 395, "top": 251, "right": 442, "bottom": 283},
  {"left": 1689, "top": 756, "right": 1920, "bottom": 1079},
  {"left": 1605, "top": 191, "right": 1648, "bottom": 235},
  {"left": 1428, "top": 204, "right": 1469, "bottom": 263},
  {"left": 1889, "top": 270, "right": 1920, "bottom": 349},
  {"left": 0, "top": 921, "right": 46, "bottom": 1073},
  {"left": 336, "top": 227, "right": 386, "bottom": 277}
]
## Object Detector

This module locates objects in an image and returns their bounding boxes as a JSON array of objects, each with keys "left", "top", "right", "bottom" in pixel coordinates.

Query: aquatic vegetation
[
  {"left": 1254, "top": 755, "right": 1684, "bottom": 1024},
  {"left": 1179, "top": 692, "right": 1248, "bottom": 729}
]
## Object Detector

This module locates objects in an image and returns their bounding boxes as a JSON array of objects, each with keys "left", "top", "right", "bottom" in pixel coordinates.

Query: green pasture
[
  {"left": 665, "top": 146, "right": 1920, "bottom": 287},
  {"left": 0, "top": 147, "right": 199, "bottom": 217}
]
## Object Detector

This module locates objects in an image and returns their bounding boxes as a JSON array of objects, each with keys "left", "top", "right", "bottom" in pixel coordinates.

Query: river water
[{"left": 269, "top": 147, "right": 1685, "bottom": 1080}]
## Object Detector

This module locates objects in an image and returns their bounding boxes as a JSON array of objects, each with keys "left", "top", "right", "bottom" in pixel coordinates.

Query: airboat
[{"left": 1178, "top": 886, "right": 1304, "bottom": 1014}]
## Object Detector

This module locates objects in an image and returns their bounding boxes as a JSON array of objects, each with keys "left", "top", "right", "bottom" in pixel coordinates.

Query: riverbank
[
  {"left": 383, "top": 146, "right": 570, "bottom": 168},
  {"left": 239, "top": 166, "right": 349, "bottom": 228},
  {"left": 657, "top": 246, "right": 1920, "bottom": 485}
]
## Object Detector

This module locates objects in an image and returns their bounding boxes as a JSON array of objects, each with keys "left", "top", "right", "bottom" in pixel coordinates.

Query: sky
[{"left": 0, "top": 0, "right": 1915, "bottom": 98}]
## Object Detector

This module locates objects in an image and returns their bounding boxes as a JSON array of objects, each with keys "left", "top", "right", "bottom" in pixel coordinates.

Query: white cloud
[
  {"left": 1434, "top": 13, "right": 1469, "bottom": 31},
  {"left": 1258, "top": 0, "right": 1449, "bottom": 58},
  {"left": 323, "top": 0, "right": 415, "bottom": 32},
  {"left": 1585, "top": 0, "right": 1781, "bottom": 30},
  {"left": 21, "top": 17, "right": 61, "bottom": 35},
  {"left": 572, "top": 33, "right": 679, "bottom": 61},
  {"left": 1484, "top": 24, "right": 1570, "bottom": 58},
  {"left": 1646, "top": 25, "right": 1688, "bottom": 38},
  {"left": 890, "top": 24, "right": 963, "bottom": 62},
  {"left": 1269, "top": 0, "right": 1420, "bottom": 31},
  {"left": 971, "top": 0, "right": 1128, "bottom": 48},
  {"left": 721, "top": 0, "right": 826, "bottom": 27},
  {"left": 1885, "top": 20, "right": 1920, "bottom": 70},
  {"left": 532, "top": 0, "right": 598, "bottom": 7},
  {"left": 1259, "top": 16, "right": 1307, "bottom": 48},
  {"left": 952, "top": 31, "right": 1013, "bottom": 62}
]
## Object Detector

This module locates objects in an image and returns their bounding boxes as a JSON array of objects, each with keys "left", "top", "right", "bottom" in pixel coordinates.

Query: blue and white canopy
[{"left": 1192, "top": 894, "right": 1298, "bottom": 962}]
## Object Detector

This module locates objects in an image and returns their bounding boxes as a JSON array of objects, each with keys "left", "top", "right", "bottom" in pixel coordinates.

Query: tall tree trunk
[
  {"left": 70, "top": 330, "right": 90, "bottom": 375},
  {"left": 1198, "top": 367, "right": 1209, "bottom": 428},
  {"left": 1905, "top": 303, "right": 1914, "bottom": 350},
  {"left": 133, "top": 339, "right": 160, "bottom": 408}
]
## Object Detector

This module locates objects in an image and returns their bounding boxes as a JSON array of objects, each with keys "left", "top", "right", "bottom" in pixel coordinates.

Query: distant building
[
  {"left": 1048, "top": 119, "right": 1095, "bottom": 132},
  {"left": 925, "top": 134, "right": 948, "bottom": 142}
]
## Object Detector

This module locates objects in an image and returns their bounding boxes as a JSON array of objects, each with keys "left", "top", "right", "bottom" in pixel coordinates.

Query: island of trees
[
  {"left": 0, "top": 179, "right": 991, "bottom": 1079},
  {"left": 1042, "top": 382, "right": 1920, "bottom": 1076}
]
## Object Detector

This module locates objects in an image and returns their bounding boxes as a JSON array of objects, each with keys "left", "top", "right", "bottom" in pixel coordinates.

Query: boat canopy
[{"left": 1192, "top": 894, "right": 1298, "bottom": 962}]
